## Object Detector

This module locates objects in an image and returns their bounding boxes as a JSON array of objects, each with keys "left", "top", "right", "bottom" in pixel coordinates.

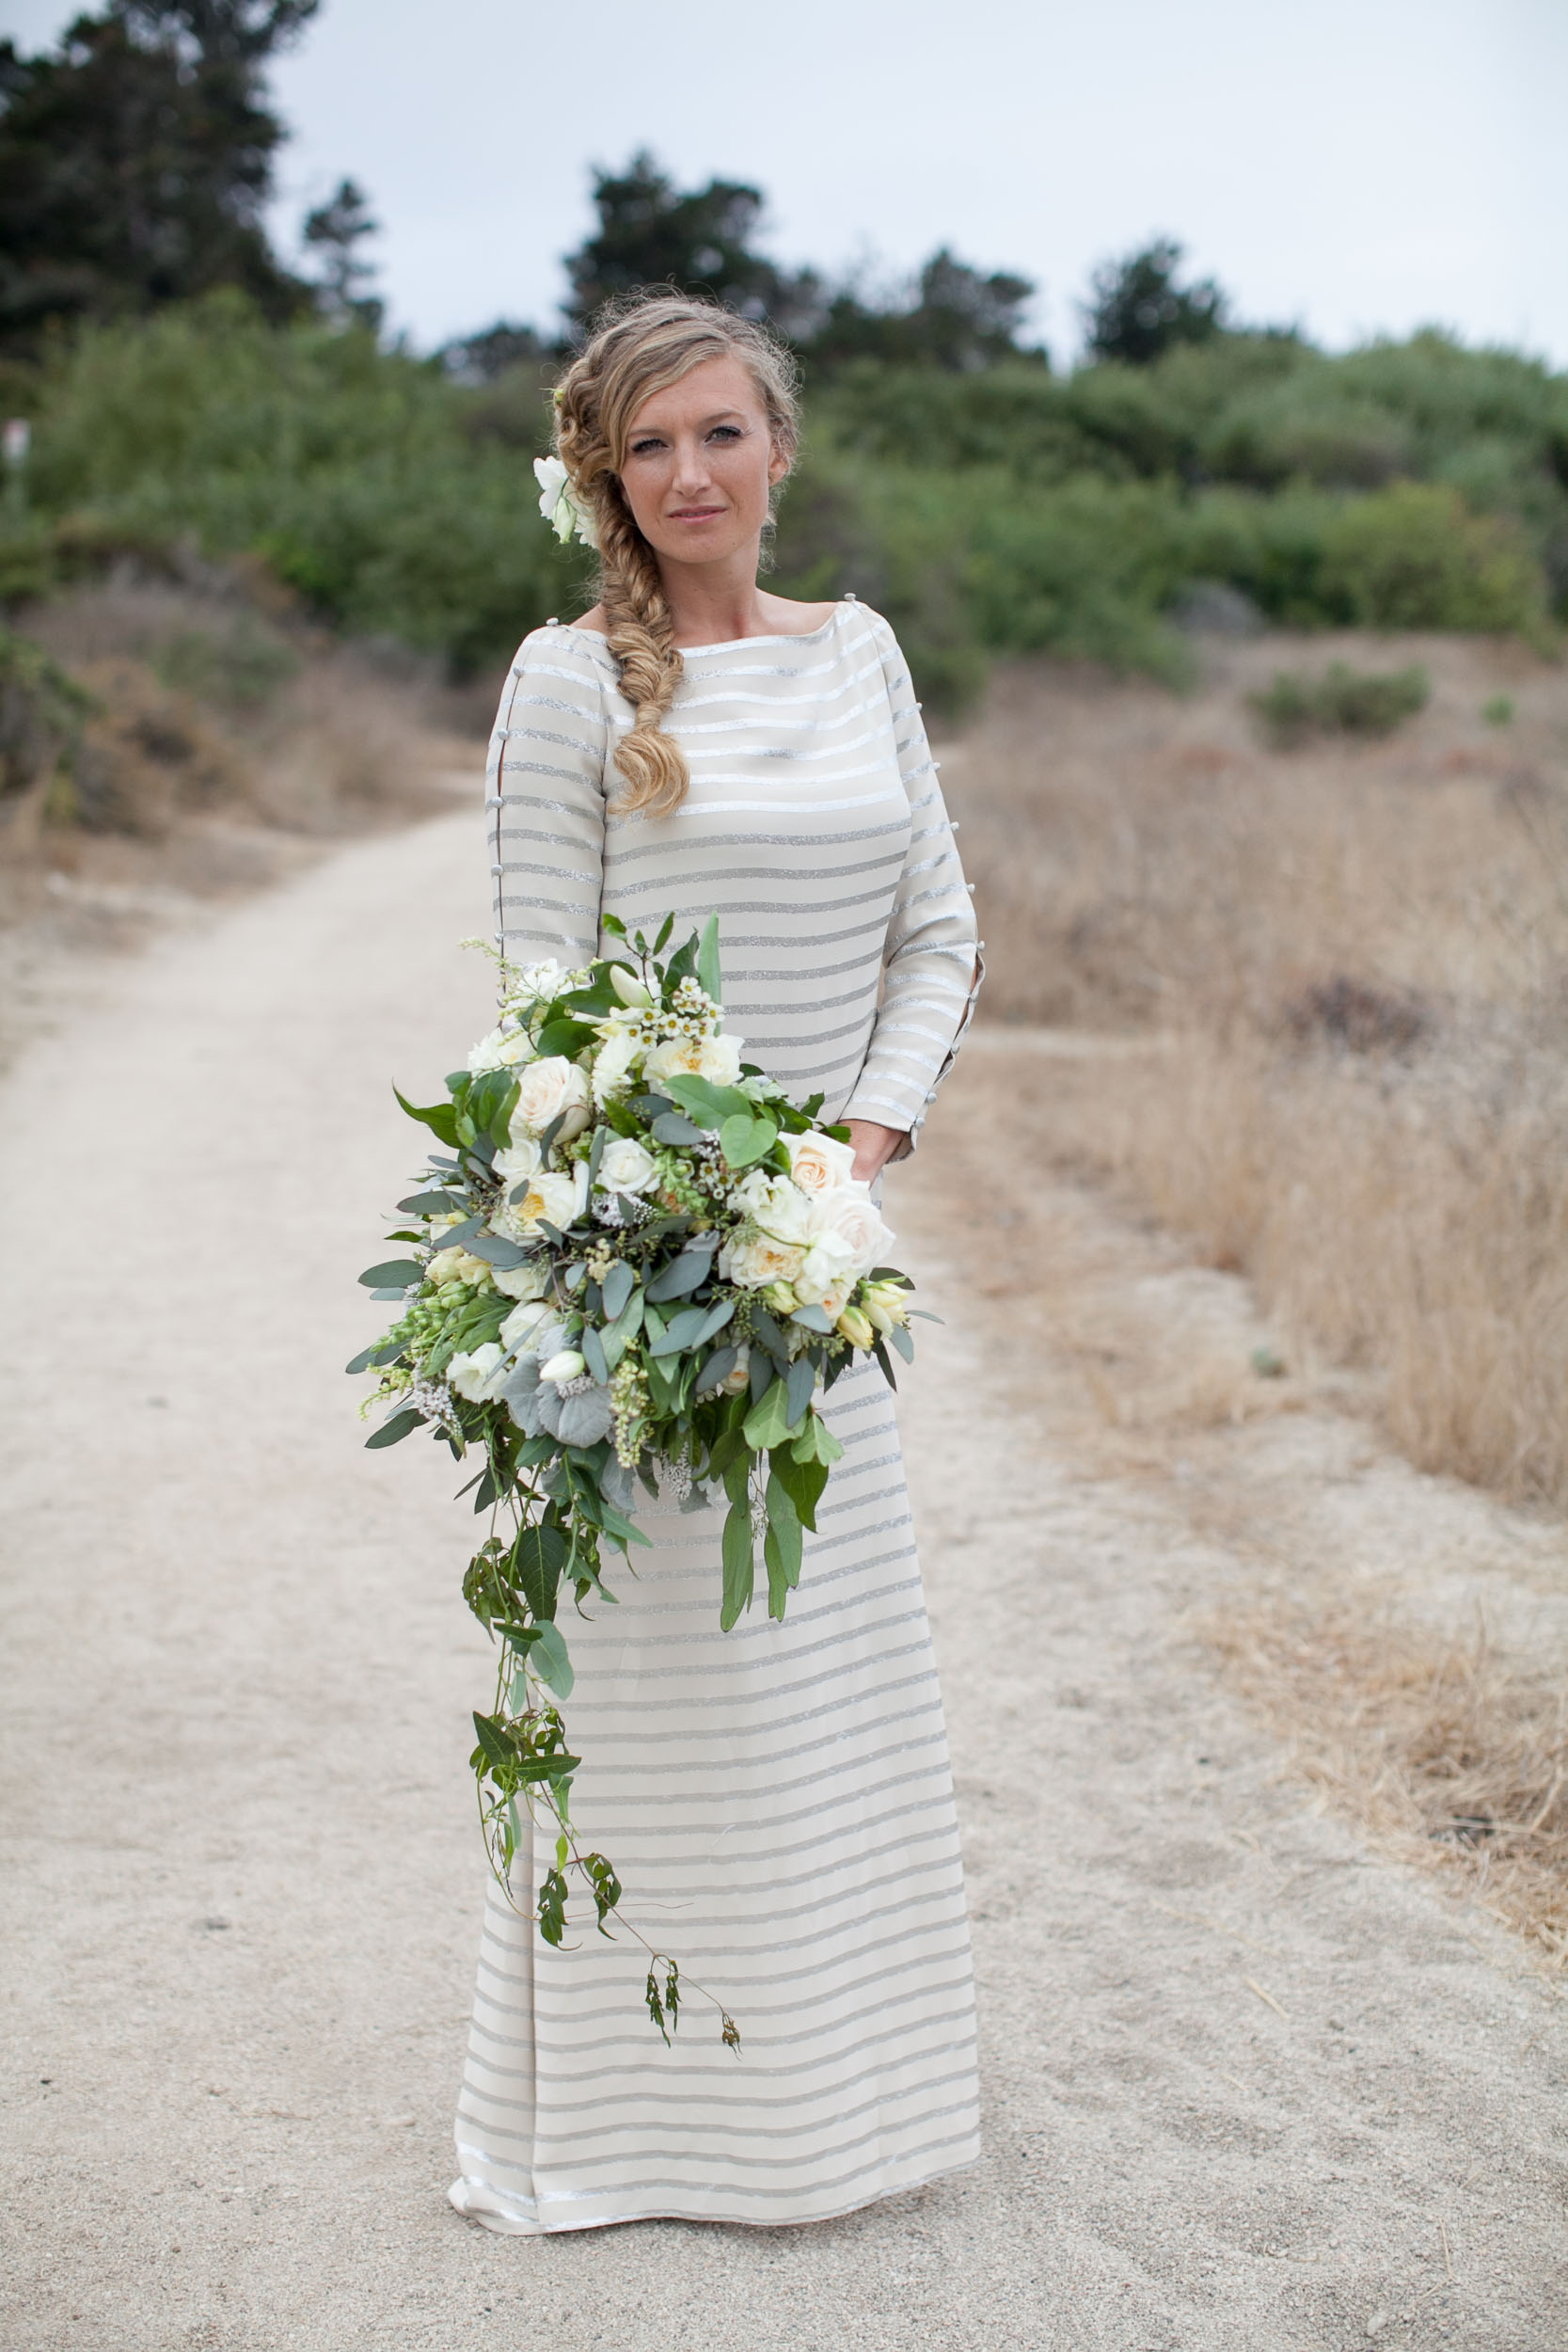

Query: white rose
[
  {"left": 733, "top": 1168, "right": 812, "bottom": 1245},
  {"left": 512, "top": 1056, "right": 593, "bottom": 1141},
  {"left": 499, "top": 1297, "right": 552, "bottom": 1351},
  {"left": 509, "top": 958, "right": 570, "bottom": 1004},
  {"left": 447, "top": 1342, "right": 509, "bottom": 1402},
  {"left": 540, "top": 1348, "right": 586, "bottom": 1385},
  {"left": 493, "top": 1136, "right": 542, "bottom": 1191},
  {"left": 697, "top": 1032, "right": 743, "bottom": 1084},
  {"left": 491, "top": 1256, "right": 550, "bottom": 1301},
  {"left": 596, "top": 1136, "right": 658, "bottom": 1196},
  {"left": 794, "top": 1226, "right": 860, "bottom": 1305},
  {"left": 721, "top": 1232, "right": 807, "bottom": 1288},
  {"left": 785, "top": 1131, "right": 858, "bottom": 1196},
  {"left": 590, "top": 1025, "right": 641, "bottom": 1105},
  {"left": 797, "top": 1271, "right": 852, "bottom": 1321},
  {"left": 467, "top": 1023, "right": 534, "bottom": 1074},
  {"left": 495, "top": 1161, "right": 590, "bottom": 1241},
  {"left": 805, "top": 1184, "right": 895, "bottom": 1279}
]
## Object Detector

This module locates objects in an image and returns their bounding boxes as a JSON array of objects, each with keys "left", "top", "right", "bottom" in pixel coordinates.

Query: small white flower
[
  {"left": 533, "top": 454, "right": 599, "bottom": 551},
  {"left": 467, "top": 1022, "right": 534, "bottom": 1074},
  {"left": 448, "top": 1343, "right": 509, "bottom": 1402},
  {"left": 540, "top": 1347, "right": 586, "bottom": 1385},
  {"left": 590, "top": 1025, "right": 641, "bottom": 1105}
]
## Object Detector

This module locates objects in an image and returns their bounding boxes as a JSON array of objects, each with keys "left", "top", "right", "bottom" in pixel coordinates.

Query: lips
[{"left": 670, "top": 507, "right": 726, "bottom": 521}]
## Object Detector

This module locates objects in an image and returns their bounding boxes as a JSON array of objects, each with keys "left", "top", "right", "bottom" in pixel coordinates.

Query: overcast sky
[{"left": 8, "top": 0, "right": 1565, "bottom": 364}]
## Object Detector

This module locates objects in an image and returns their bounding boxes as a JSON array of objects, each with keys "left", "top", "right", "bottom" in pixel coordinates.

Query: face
[{"left": 616, "top": 355, "right": 786, "bottom": 571}]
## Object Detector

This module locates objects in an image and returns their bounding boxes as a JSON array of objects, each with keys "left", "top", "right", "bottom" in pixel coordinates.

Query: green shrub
[
  {"left": 1317, "top": 483, "right": 1546, "bottom": 633},
  {"left": 1248, "top": 660, "right": 1430, "bottom": 748},
  {"left": 0, "top": 624, "right": 93, "bottom": 801}
]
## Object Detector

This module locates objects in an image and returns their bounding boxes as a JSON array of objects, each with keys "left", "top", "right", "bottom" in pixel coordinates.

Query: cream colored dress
[{"left": 449, "top": 597, "right": 982, "bottom": 2233}]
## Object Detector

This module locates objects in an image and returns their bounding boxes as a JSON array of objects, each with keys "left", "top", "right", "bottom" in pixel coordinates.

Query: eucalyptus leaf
[
  {"left": 530, "top": 1619, "right": 576, "bottom": 1699},
  {"left": 651, "top": 1110, "right": 705, "bottom": 1146},
  {"left": 600, "top": 1261, "right": 636, "bottom": 1321},
  {"left": 358, "top": 1259, "right": 421, "bottom": 1290},
  {"left": 365, "top": 1407, "right": 424, "bottom": 1449},
  {"left": 645, "top": 1251, "right": 709, "bottom": 1303}
]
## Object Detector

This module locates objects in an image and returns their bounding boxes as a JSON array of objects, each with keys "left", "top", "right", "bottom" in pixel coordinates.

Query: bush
[
  {"left": 1248, "top": 661, "right": 1430, "bottom": 748},
  {"left": 1318, "top": 484, "right": 1546, "bottom": 633},
  {"left": 0, "top": 624, "right": 92, "bottom": 802}
]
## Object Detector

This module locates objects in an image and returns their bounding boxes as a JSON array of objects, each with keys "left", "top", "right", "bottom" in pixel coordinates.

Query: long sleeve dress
[{"left": 448, "top": 596, "right": 983, "bottom": 2233}]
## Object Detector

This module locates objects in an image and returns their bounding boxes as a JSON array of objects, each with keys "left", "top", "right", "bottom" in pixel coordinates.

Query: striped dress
[{"left": 449, "top": 596, "right": 982, "bottom": 2233}]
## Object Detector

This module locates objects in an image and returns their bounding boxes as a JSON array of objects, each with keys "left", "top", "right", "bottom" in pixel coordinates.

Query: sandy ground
[{"left": 3, "top": 808, "right": 1567, "bottom": 2351}]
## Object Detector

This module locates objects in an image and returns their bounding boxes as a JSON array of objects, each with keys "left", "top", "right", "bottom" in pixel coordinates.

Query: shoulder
[
  {"left": 504, "top": 618, "right": 617, "bottom": 705},
  {"left": 837, "top": 597, "right": 912, "bottom": 691}
]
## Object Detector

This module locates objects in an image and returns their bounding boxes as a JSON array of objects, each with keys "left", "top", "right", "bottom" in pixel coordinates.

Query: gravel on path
[{"left": 2, "top": 811, "right": 1564, "bottom": 2350}]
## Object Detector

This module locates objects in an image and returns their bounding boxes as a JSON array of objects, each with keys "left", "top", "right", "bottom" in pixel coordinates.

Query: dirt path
[{"left": 3, "top": 811, "right": 1565, "bottom": 2351}]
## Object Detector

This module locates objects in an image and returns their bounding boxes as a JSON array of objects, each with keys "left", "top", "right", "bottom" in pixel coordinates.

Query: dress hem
[{"left": 446, "top": 2137, "right": 981, "bottom": 2237}]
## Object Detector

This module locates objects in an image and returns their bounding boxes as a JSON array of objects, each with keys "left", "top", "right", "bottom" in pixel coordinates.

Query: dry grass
[
  {"left": 941, "top": 628, "right": 1568, "bottom": 1510},
  {"left": 1212, "top": 1594, "right": 1568, "bottom": 1968}
]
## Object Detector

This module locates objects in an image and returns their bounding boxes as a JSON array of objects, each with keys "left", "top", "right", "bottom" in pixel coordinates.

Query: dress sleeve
[
  {"left": 487, "top": 625, "right": 612, "bottom": 965},
  {"left": 840, "top": 614, "right": 983, "bottom": 1154}
]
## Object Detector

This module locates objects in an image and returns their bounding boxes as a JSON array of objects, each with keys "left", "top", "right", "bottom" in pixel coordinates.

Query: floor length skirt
[{"left": 448, "top": 1355, "right": 981, "bottom": 2232}]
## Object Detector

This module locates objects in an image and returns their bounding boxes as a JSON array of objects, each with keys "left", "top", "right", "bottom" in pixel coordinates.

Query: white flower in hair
[{"left": 533, "top": 454, "right": 598, "bottom": 551}]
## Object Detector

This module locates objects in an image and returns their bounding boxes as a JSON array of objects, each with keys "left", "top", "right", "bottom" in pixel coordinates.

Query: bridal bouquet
[{"left": 351, "top": 914, "right": 920, "bottom": 2041}]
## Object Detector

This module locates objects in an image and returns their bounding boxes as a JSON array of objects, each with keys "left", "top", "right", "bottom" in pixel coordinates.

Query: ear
[{"left": 767, "top": 443, "right": 790, "bottom": 487}]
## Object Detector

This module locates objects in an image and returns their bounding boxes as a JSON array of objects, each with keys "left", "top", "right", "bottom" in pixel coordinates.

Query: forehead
[{"left": 626, "top": 354, "right": 765, "bottom": 435}]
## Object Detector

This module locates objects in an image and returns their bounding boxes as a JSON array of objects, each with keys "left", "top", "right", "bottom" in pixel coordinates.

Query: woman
[{"left": 450, "top": 292, "right": 983, "bottom": 2233}]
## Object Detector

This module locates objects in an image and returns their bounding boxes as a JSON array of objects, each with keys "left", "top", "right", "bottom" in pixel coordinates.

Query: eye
[
  {"left": 708, "top": 425, "right": 743, "bottom": 444},
  {"left": 628, "top": 436, "right": 666, "bottom": 458}
]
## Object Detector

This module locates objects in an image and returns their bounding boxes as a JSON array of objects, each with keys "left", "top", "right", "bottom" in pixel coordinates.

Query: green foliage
[
  {"left": 1482, "top": 694, "right": 1514, "bottom": 726},
  {"left": 0, "top": 622, "right": 94, "bottom": 801},
  {"left": 0, "top": 3, "right": 318, "bottom": 351},
  {"left": 1248, "top": 661, "right": 1431, "bottom": 748},
  {"left": 1082, "top": 237, "right": 1227, "bottom": 367}
]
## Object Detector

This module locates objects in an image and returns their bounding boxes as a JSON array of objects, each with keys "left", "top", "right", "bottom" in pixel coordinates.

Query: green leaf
[
  {"left": 530, "top": 1619, "right": 575, "bottom": 1698},
  {"left": 394, "top": 1088, "right": 459, "bottom": 1148},
  {"left": 719, "top": 1112, "right": 777, "bottom": 1170},
  {"left": 471, "top": 1710, "right": 515, "bottom": 1773},
  {"left": 689, "top": 1296, "right": 736, "bottom": 1348},
  {"left": 790, "top": 1411, "right": 845, "bottom": 1469},
  {"left": 648, "top": 1303, "right": 711, "bottom": 1357},
  {"left": 651, "top": 1110, "right": 705, "bottom": 1146},
  {"left": 579, "top": 1323, "right": 609, "bottom": 1384},
  {"left": 601, "top": 1261, "right": 636, "bottom": 1320},
  {"left": 889, "top": 1324, "right": 915, "bottom": 1362},
  {"left": 720, "top": 1456, "right": 754, "bottom": 1630},
  {"left": 661, "top": 1074, "right": 749, "bottom": 1128},
  {"left": 344, "top": 1342, "right": 379, "bottom": 1375},
  {"left": 788, "top": 1303, "right": 834, "bottom": 1334},
  {"left": 784, "top": 1354, "right": 816, "bottom": 1428},
  {"left": 366, "top": 1406, "right": 424, "bottom": 1449},
  {"left": 645, "top": 1250, "right": 711, "bottom": 1302},
  {"left": 764, "top": 1472, "right": 802, "bottom": 1617},
  {"left": 743, "top": 1376, "right": 801, "bottom": 1451},
  {"left": 358, "top": 1259, "right": 421, "bottom": 1290},
  {"left": 873, "top": 1338, "right": 898, "bottom": 1391},
  {"left": 535, "top": 1016, "right": 597, "bottom": 1058},
  {"left": 768, "top": 1441, "right": 829, "bottom": 1532},
  {"left": 397, "top": 1188, "right": 462, "bottom": 1215},
  {"left": 538, "top": 1866, "right": 569, "bottom": 1947},
  {"left": 514, "top": 1522, "right": 567, "bottom": 1621},
  {"left": 654, "top": 912, "right": 675, "bottom": 953},
  {"left": 697, "top": 913, "right": 722, "bottom": 1003}
]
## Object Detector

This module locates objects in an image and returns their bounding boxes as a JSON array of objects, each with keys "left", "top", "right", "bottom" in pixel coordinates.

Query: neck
[{"left": 655, "top": 540, "right": 771, "bottom": 647}]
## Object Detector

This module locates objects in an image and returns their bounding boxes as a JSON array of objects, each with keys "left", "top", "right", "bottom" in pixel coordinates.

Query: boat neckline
[{"left": 552, "top": 599, "right": 851, "bottom": 658}]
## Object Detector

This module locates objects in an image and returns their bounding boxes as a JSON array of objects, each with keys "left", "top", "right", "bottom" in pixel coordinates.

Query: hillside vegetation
[{"left": 1, "top": 299, "right": 1563, "bottom": 711}]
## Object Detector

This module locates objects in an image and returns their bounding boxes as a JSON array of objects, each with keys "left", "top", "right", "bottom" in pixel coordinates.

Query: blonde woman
[{"left": 450, "top": 293, "right": 983, "bottom": 2234}]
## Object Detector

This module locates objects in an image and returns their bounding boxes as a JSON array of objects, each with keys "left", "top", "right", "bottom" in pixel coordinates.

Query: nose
[{"left": 671, "top": 435, "right": 715, "bottom": 498}]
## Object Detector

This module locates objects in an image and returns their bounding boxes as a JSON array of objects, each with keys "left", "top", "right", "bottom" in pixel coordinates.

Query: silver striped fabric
[{"left": 449, "top": 600, "right": 981, "bottom": 2233}]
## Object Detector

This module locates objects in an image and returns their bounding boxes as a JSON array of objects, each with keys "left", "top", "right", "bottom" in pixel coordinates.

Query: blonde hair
[{"left": 552, "top": 294, "right": 801, "bottom": 818}]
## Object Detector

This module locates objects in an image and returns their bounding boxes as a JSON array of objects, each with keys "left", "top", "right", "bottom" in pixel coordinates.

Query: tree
[
  {"left": 803, "top": 249, "right": 1037, "bottom": 375},
  {"left": 1082, "top": 237, "right": 1227, "bottom": 367},
  {"left": 562, "top": 150, "right": 820, "bottom": 332},
  {"left": 303, "top": 176, "right": 381, "bottom": 330},
  {"left": 0, "top": 1, "right": 319, "bottom": 352}
]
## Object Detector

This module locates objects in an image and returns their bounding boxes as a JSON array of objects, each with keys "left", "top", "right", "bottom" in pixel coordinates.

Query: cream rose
[
  {"left": 805, "top": 1184, "right": 895, "bottom": 1279},
  {"left": 447, "top": 1342, "right": 509, "bottom": 1401},
  {"left": 642, "top": 1030, "right": 745, "bottom": 1089},
  {"left": 596, "top": 1136, "right": 657, "bottom": 1196},
  {"left": 427, "top": 1246, "right": 491, "bottom": 1289},
  {"left": 491, "top": 1255, "right": 550, "bottom": 1302},
  {"left": 721, "top": 1232, "right": 807, "bottom": 1288},
  {"left": 732, "top": 1168, "right": 811, "bottom": 1245},
  {"left": 499, "top": 1297, "right": 552, "bottom": 1351},
  {"left": 512, "top": 1056, "right": 592, "bottom": 1141},
  {"left": 495, "top": 1161, "right": 589, "bottom": 1241},
  {"left": 794, "top": 1225, "right": 860, "bottom": 1307},
  {"left": 785, "top": 1131, "right": 857, "bottom": 1196}
]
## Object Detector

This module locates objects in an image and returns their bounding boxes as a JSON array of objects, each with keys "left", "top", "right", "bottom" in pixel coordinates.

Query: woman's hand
[{"left": 846, "top": 1120, "right": 907, "bottom": 1185}]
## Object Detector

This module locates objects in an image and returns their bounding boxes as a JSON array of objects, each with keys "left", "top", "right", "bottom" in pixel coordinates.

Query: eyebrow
[{"left": 630, "top": 409, "right": 749, "bottom": 436}]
